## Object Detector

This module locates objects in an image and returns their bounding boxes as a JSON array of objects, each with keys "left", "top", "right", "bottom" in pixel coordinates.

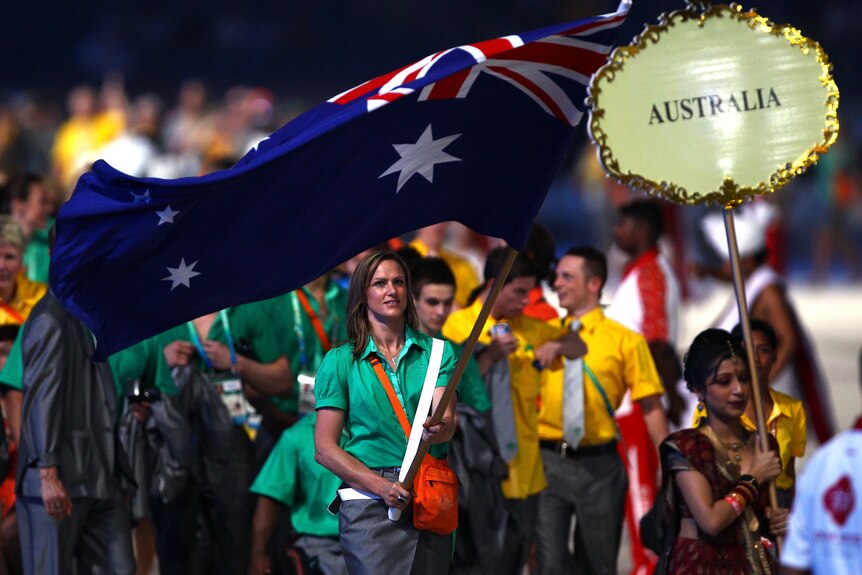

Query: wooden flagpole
[
  {"left": 388, "top": 246, "right": 518, "bottom": 521},
  {"left": 722, "top": 207, "right": 782, "bottom": 553}
]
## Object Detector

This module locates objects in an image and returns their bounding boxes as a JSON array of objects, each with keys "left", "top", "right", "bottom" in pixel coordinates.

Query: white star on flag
[
  {"left": 162, "top": 258, "right": 201, "bottom": 290},
  {"left": 130, "top": 189, "right": 151, "bottom": 204},
  {"left": 156, "top": 205, "right": 179, "bottom": 226},
  {"left": 379, "top": 124, "right": 462, "bottom": 193},
  {"left": 250, "top": 136, "right": 270, "bottom": 152}
]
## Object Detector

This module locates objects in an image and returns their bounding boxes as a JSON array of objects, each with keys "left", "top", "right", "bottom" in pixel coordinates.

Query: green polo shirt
[
  {"left": 314, "top": 326, "right": 455, "bottom": 468},
  {"left": 23, "top": 222, "right": 52, "bottom": 284},
  {"left": 267, "top": 282, "right": 348, "bottom": 414},
  {"left": 0, "top": 330, "right": 23, "bottom": 392},
  {"left": 151, "top": 301, "right": 287, "bottom": 395},
  {"left": 446, "top": 338, "right": 491, "bottom": 414},
  {"left": 0, "top": 302, "right": 290, "bottom": 397},
  {"left": 250, "top": 412, "right": 341, "bottom": 537},
  {"left": 108, "top": 338, "right": 158, "bottom": 400}
]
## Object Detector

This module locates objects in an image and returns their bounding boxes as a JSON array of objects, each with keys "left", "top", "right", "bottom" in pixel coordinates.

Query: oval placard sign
[{"left": 588, "top": 3, "right": 838, "bottom": 206}]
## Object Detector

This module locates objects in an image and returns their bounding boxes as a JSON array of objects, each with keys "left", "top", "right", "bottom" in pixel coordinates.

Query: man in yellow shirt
[
  {"left": 732, "top": 319, "right": 806, "bottom": 507},
  {"left": 51, "top": 85, "right": 125, "bottom": 193},
  {"left": 536, "top": 246, "right": 668, "bottom": 574},
  {"left": 443, "top": 248, "right": 584, "bottom": 575}
]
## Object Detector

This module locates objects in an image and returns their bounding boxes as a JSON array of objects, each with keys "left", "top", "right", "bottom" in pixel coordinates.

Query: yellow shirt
[
  {"left": 693, "top": 388, "right": 806, "bottom": 490},
  {"left": 409, "top": 239, "right": 481, "bottom": 308},
  {"left": 0, "top": 274, "right": 47, "bottom": 325},
  {"left": 443, "top": 298, "right": 566, "bottom": 499},
  {"left": 538, "top": 307, "right": 664, "bottom": 446},
  {"left": 51, "top": 112, "right": 124, "bottom": 189}
]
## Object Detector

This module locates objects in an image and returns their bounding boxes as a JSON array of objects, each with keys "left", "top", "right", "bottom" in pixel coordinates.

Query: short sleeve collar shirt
[{"left": 314, "top": 326, "right": 455, "bottom": 468}]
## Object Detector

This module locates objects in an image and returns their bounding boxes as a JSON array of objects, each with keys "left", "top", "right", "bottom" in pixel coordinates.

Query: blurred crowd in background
[{"left": 2, "top": 0, "right": 862, "bottom": 285}]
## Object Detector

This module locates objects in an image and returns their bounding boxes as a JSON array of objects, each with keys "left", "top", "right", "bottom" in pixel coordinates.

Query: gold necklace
[
  {"left": 377, "top": 341, "right": 404, "bottom": 364},
  {"left": 719, "top": 432, "right": 751, "bottom": 466}
]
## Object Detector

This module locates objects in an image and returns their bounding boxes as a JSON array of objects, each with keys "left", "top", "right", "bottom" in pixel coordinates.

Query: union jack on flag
[
  {"left": 52, "top": 1, "right": 630, "bottom": 360},
  {"left": 329, "top": 2, "right": 630, "bottom": 126}
]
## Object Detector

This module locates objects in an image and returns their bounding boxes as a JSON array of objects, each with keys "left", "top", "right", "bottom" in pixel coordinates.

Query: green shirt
[
  {"left": 0, "top": 330, "right": 23, "bottom": 392},
  {"left": 267, "top": 282, "right": 348, "bottom": 413},
  {"left": 250, "top": 412, "right": 341, "bottom": 537},
  {"left": 151, "top": 301, "right": 287, "bottom": 395},
  {"left": 23, "top": 221, "right": 52, "bottom": 284},
  {"left": 314, "top": 326, "right": 455, "bottom": 468},
  {"left": 108, "top": 338, "right": 159, "bottom": 400},
  {"left": 447, "top": 338, "right": 491, "bottom": 413}
]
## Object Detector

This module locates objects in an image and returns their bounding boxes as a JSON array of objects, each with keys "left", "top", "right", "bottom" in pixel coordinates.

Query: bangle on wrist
[
  {"left": 734, "top": 481, "right": 756, "bottom": 505},
  {"left": 724, "top": 494, "right": 745, "bottom": 516},
  {"left": 739, "top": 473, "right": 759, "bottom": 490}
]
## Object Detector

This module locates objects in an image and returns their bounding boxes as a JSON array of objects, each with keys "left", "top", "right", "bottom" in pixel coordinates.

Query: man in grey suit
[{"left": 16, "top": 290, "right": 135, "bottom": 575}]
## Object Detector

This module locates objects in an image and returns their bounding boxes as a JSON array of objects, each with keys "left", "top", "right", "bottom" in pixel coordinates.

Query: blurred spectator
[
  {"left": 410, "top": 222, "right": 481, "bottom": 309},
  {"left": 702, "top": 202, "right": 837, "bottom": 444},
  {"left": 6, "top": 172, "right": 56, "bottom": 283},
  {"left": 9, "top": 93, "right": 61, "bottom": 175},
  {"left": 204, "top": 86, "right": 274, "bottom": 167},
  {"left": 0, "top": 107, "right": 25, "bottom": 173},
  {"left": 99, "top": 94, "right": 164, "bottom": 177},
  {"left": 810, "top": 124, "right": 862, "bottom": 282},
  {"left": 522, "top": 223, "right": 561, "bottom": 321},
  {"left": 0, "top": 321, "right": 21, "bottom": 575},
  {"left": 50, "top": 85, "right": 124, "bottom": 194}
]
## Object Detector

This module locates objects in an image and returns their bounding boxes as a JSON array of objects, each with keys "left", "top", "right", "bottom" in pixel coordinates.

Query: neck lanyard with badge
[
  {"left": 292, "top": 290, "right": 334, "bottom": 415},
  {"left": 187, "top": 310, "right": 258, "bottom": 428}
]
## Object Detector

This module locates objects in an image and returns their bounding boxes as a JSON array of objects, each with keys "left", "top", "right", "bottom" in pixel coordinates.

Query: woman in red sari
[{"left": 659, "top": 328, "right": 789, "bottom": 574}]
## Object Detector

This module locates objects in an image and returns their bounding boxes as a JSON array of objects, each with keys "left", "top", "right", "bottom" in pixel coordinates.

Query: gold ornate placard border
[{"left": 587, "top": 2, "right": 839, "bottom": 207}]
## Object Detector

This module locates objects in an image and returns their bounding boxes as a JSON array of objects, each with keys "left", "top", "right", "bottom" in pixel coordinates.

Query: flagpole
[
  {"left": 388, "top": 246, "right": 518, "bottom": 521},
  {"left": 722, "top": 207, "right": 782, "bottom": 553}
]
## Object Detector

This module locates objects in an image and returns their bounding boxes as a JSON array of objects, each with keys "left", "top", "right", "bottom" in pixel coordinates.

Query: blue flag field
[{"left": 51, "top": 1, "right": 631, "bottom": 359}]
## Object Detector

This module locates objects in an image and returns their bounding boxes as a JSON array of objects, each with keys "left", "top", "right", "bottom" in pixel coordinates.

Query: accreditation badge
[{"left": 212, "top": 373, "right": 258, "bottom": 426}]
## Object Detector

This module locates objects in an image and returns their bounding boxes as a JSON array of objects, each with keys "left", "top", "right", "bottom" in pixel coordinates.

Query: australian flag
[{"left": 51, "top": 1, "right": 630, "bottom": 360}]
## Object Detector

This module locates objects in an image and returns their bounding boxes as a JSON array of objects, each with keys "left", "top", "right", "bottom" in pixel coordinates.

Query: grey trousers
[
  {"left": 497, "top": 494, "right": 540, "bottom": 575},
  {"left": 294, "top": 535, "right": 348, "bottom": 575},
  {"left": 338, "top": 471, "right": 450, "bottom": 575},
  {"left": 17, "top": 492, "right": 135, "bottom": 575},
  {"left": 535, "top": 448, "right": 627, "bottom": 575}
]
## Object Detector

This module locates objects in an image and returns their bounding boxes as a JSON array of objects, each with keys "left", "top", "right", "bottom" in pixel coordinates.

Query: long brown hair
[{"left": 347, "top": 250, "right": 418, "bottom": 358}]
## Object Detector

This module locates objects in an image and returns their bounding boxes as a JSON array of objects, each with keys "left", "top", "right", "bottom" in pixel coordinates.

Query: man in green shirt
[
  {"left": 248, "top": 412, "right": 347, "bottom": 575},
  {"left": 7, "top": 172, "right": 54, "bottom": 284},
  {"left": 149, "top": 301, "right": 291, "bottom": 575},
  {"left": 262, "top": 273, "right": 348, "bottom": 437},
  {"left": 409, "top": 257, "right": 489, "bottom": 413}
]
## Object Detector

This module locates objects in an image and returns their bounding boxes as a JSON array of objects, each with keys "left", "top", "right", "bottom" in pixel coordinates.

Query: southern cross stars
[
  {"left": 162, "top": 258, "right": 201, "bottom": 290},
  {"left": 156, "top": 205, "right": 179, "bottom": 226},
  {"left": 130, "top": 189, "right": 151, "bottom": 204},
  {"left": 379, "top": 124, "right": 462, "bottom": 193}
]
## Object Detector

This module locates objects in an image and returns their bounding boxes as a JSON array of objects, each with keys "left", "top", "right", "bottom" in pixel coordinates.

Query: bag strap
[
  {"left": 584, "top": 362, "right": 630, "bottom": 458},
  {"left": 368, "top": 338, "right": 445, "bottom": 482},
  {"left": 401, "top": 338, "right": 444, "bottom": 480},
  {"left": 369, "top": 357, "right": 411, "bottom": 437},
  {"left": 584, "top": 362, "right": 616, "bottom": 422},
  {"left": 295, "top": 290, "right": 332, "bottom": 353}
]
